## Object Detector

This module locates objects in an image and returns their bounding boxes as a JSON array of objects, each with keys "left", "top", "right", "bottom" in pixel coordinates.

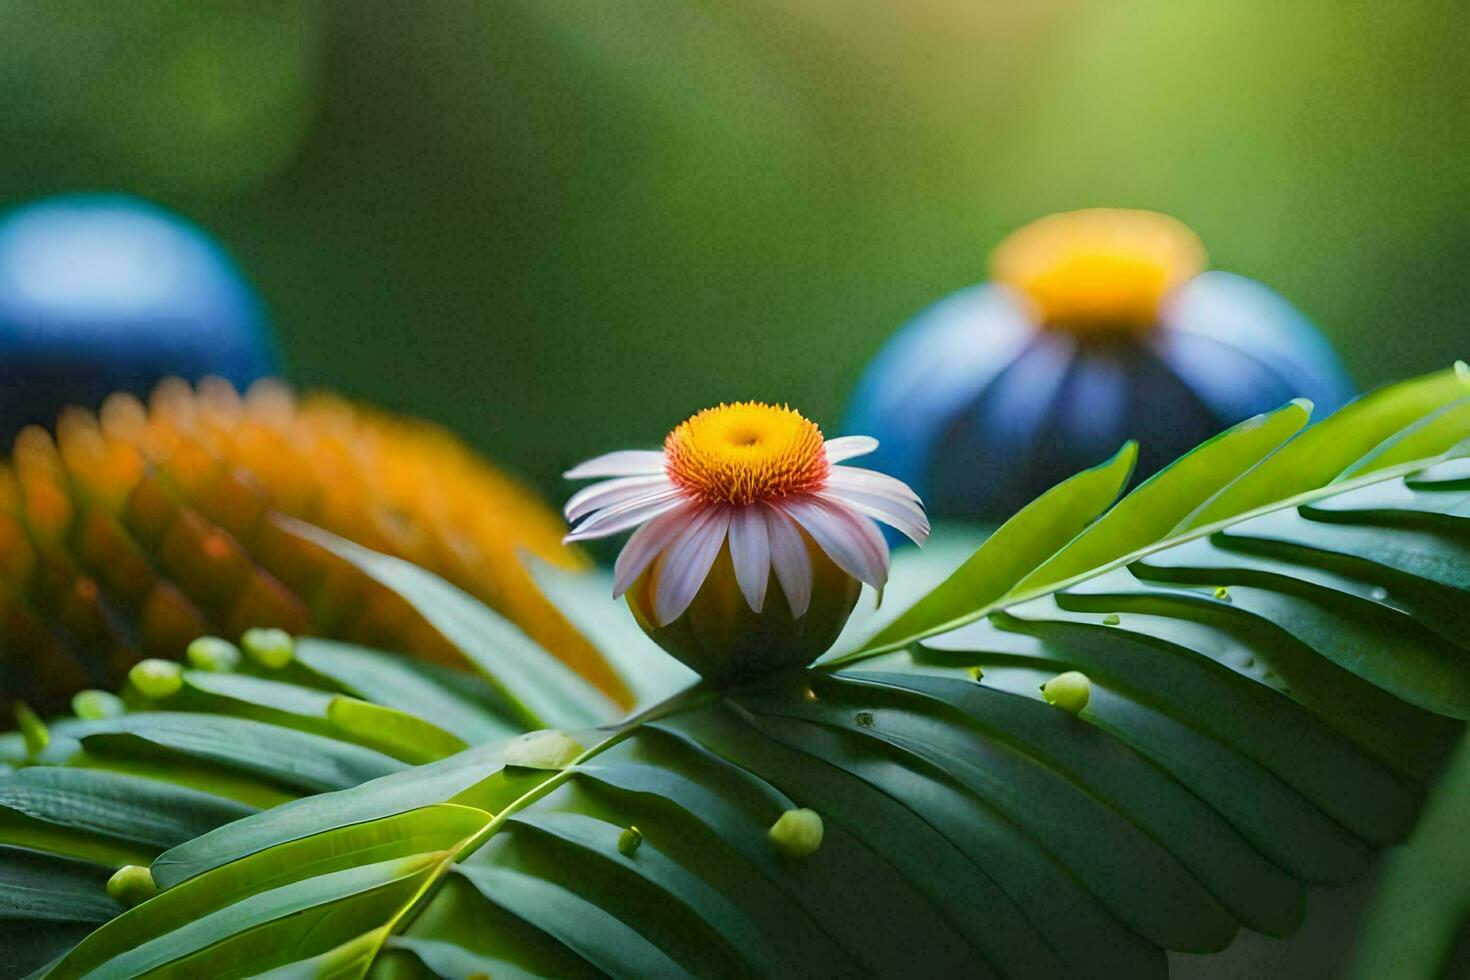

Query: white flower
[{"left": 564, "top": 402, "right": 928, "bottom": 634}]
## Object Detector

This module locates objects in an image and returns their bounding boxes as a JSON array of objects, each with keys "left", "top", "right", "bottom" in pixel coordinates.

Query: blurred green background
[{"left": 2, "top": 0, "right": 1467, "bottom": 500}]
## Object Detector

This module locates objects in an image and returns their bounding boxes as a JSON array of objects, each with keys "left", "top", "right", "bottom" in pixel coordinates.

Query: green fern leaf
[{"left": 30, "top": 366, "right": 1470, "bottom": 978}]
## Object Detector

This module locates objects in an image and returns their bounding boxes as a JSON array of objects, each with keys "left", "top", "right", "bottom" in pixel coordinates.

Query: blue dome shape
[
  {"left": 845, "top": 209, "right": 1355, "bottom": 520},
  {"left": 0, "top": 194, "right": 277, "bottom": 442}
]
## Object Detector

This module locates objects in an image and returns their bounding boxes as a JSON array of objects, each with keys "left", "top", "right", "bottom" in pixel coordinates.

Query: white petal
[
  {"left": 781, "top": 496, "right": 890, "bottom": 590},
  {"left": 826, "top": 465, "right": 923, "bottom": 505},
  {"left": 822, "top": 484, "right": 928, "bottom": 528},
  {"left": 763, "top": 505, "right": 813, "bottom": 619},
  {"left": 564, "top": 488, "right": 684, "bottom": 542},
  {"left": 822, "top": 488, "right": 930, "bottom": 545},
  {"left": 564, "top": 474, "right": 673, "bottom": 523},
  {"left": 728, "top": 505, "right": 771, "bottom": 613},
  {"left": 613, "top": 502, "right": 700, "bottom": 597},
  {"left": 564, "top": 450, "right": 667, "bottom": 480},
  {"left": 654, "top": 507, "right": 732, "bottom": 626},
  {"left": 824, "top": 435, "right": 879, "bottom": 464}
]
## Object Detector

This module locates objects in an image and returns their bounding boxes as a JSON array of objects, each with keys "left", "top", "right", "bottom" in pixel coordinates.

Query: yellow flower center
[
  {"left": 990, "top": 208, "right": 1206, "bottom": 334},
  {"left": 664, "top": 402, "right": 828, "bottom": 506}
]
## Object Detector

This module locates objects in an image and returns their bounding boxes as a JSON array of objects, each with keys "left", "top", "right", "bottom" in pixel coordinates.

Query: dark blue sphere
[
  {"left": 845, "top": 271, "right": 1356, "bottom": 521},
  {"left": 0, "top": 194, "right": 277, "bottom": 443}
]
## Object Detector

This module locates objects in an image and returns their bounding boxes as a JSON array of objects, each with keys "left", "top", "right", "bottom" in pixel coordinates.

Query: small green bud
[
  {"left": 1041, "top": 671, "right": 1091, "bottom": 714},
  {"left": 107, "top": 864, "right": 158, "bottom": 906},
  {"left": 129, "top": 659, "right": 182, "bottom": 699},
  {"left": 186, "top": 637, "right": 241, "bottom": 672},
  {"left": 72, "top": 689, "right": 126, "bottom": 721},
  {"left": 241, "top": 627, "right": 294, "bottom": 669},
  {"left": 1101, "top": 613, "right": 1120, "bottom": 626},
  {"left": 1213, "top": 586, "right": 1231, "bottom": 602},
  {"left": 968, "top": 665, "right": 985, "bottom": 682},
  {"left": 503, "top": 729, "right": 584, "bottom": 770},
  {"left": 618, "top": 825, "right": 644, "bottom": 857},
  {"left": 15, "top": 703, "right": 48, "bottom": 757},
  {"left": 769, "top": 807, "right": 823, "bottom": 860}
]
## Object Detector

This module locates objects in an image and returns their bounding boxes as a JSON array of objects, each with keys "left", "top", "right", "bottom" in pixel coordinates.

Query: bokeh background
[{"left": 3, "top": 0, "right": 1467, "bottom": 501}]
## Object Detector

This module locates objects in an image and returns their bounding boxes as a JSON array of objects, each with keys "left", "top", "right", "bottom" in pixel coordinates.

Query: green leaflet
[
  {"left": 1339, "top": 394, "right": 1470, "bottom": 480},
  {"left": 1011, "top": 400, "right": 1311, "bottom": 594},
  {"left": 326, "top": 697, "right": 470, "bottom": 766},
  {"left": 856, "top": 441, "right": 1137, "bottom": 656},
  {"left": 292, "top": 639, "right": 520, "bottom": 743},
  {"left": 287, "top": 520, "right": 616, "bottom": 730},
  {"left": 0, "top": 769, "right": 255, "bottom": 855},
  {"left": 148, "top": 742, "right": 530, "bottom": 889},
  {"left": 51, "top": 805, "right": 487, "bottom": 978},
  {"left": 133, "top": 670, "right": 465, "bottom": 767},
  {"left": 0, "top": 846, "right": 120, "bottom": 979},
  {"left": 1184, "top": 362, "right": 1470, "bottom": 528},
  {"left": 88, "top": 854, "right": 439, "bottom": 978},
  {"left": 51, "top": 712, "right": 405, "bottom": 794}
]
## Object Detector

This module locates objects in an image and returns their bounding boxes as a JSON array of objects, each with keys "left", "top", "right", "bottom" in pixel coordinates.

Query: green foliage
[
  {"left": 855, "top": 365, "right": 1470, "bottom": 664},
  {"left": 0, "top": 506, "right": 657, "bottom": 976},
  {"left": 11, "top": 366, "right": 1466, "bottom": 978},
  {"left": 290, "top": 521, "right": 617, "bottom": 730},
  {"left": 0, "top": 634, "right": 580, "bottom": 976},
  {"left": 1350, "top": 731, "right": 1470, "bottom": 979}
]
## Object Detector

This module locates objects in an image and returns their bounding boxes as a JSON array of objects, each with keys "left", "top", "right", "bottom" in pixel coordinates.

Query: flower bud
[
  {"left": 107, "top": 864, "right": 158, "bottom": 906},
  {"left": 769, "top": 808, "right": 824, "bottom": 859},
  {"left": 128, "top": 659, "right": 182, "bottom": 700},
  {"left": 618, "top": 826, "right": 644, "bottom": 857},
  {"left": 1041, "top": 671, "right": 1092, "bottom": 714},
  {"left": 241, "top": 627, "right": 295, "bottom": 669},
  {"left": 72, "top": 689, "right": 126, "bottom": 720},
  {"left": 186, "top": 636, "right": 241, "bottom": 672},
  {"left": 626, "top": 541, "right": 861, "bottom": 687}
]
